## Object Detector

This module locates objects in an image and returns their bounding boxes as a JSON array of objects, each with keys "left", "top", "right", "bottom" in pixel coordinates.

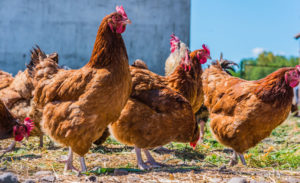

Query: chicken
[
  {"left": 165, "top": 33, "right": 189, "bottom": 76},
  {"left": 29, "top": 6, "right": 132, "bottom": 173},
  {"left": 109, "top": 66, "right": 199, "bottom": 170},
  {"left": 202, "top": 59, "right": 300, "bottom": 166},
  {"left": 0, "top": 99, "right": 34, "bottom": 157},
  {"left": 109, "top": 41, "right": 211, "bottom": 169},
  {"left": 0, "top": 47, "right": 58, "bottom": 150}
]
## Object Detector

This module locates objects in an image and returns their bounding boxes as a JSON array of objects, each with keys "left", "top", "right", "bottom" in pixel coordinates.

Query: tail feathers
[
  {"left": 27, "top": 46, "right": 59, "bottom": 77},
  {"left": 132, "top": 59, "right": 148, "bottom": 70},
  {"left": 211, "top": 53, "right": 238, "bottom": 76},
  {"left": 27, "top": 45, "right": 47, "bottom": 76},
  {"left": 26, "top": 45, "right": 59, "bottom": 81}
]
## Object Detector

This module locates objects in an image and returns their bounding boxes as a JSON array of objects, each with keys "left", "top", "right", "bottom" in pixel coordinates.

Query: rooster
[
  {"left": 29, "top": 6, "right": 132, "bottom": 173},
  {"left": 0, "top": 100, "right": 34, "bottom": 157},
  {"left": 202, "top": 58, "right": 300, "bottom": 166},
  {"left": 165, "top": 34, "right": 189, "bottom": 76}
]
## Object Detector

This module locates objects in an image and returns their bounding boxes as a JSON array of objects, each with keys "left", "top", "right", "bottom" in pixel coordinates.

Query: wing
[{"left": 33, "top": 69, "right": 95, "bottom": 107}]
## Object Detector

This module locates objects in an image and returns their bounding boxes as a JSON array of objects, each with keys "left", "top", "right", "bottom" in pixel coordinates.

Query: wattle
[{"left": 289, "top": 80, "right": 299, "bottom": 88}]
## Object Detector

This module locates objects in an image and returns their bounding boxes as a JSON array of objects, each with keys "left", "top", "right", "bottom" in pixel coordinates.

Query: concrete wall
[{"left": 0, "top": 0, "right": 190, "bottom": 75}]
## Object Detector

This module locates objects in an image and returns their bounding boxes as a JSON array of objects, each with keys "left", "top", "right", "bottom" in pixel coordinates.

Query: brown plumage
[
  {"left": 167, "top": 50, "right": 209, "bottom": 113},
  {"left": 110, "top": 65, "right": 198, "bottom": 169},
  {"left": 202, "top": 61, "right": 298, "bottom": 165},
  {"left": 0, "top": 100, "right": 17, "bottom": 140},
  {"left": 132, "top": 59, "right": 149, "bottom": 70},
  {"left": 93, "top": 59, "right": 149, "bottom": 146},
  {"left": 29, "top": 7, "right": 132, "bottom": 172},
  {"left": 0, "top": 71, "right": 13, "bottom": 90},
  {"left": 0, "top": 47, "right": 58, "bottom": 149}
]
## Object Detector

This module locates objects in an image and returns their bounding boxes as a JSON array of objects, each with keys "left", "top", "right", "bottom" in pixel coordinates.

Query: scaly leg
[
  {"left": 134, "top": 146, "right": 150, "bottom": 170},
  {"left": 60, "top": 147, "right": 79, "bottom": 173},
  {"left": 199, "top": 120, "right": 206, "bottom": 142},
  {"left": 39, "top": 135, "right": 43, "bottom": 148},
  {"left": 238, "top": 153, "right": 247, "bottom": 166},
  {"left": 79, "top": 156, "right": 87, "bottom": 172},
  {"left": 143, "top": 149, "right": 163, "bottom": 168},
  {"left": 0, "top": 141, "right": 16, "bottom": 159},
  {"left": 229, "top": 151, "right": 238, "bottom": 166}
]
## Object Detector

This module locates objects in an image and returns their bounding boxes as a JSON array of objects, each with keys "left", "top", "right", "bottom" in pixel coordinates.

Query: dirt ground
[{"left": 0, "top": 118, "right": 299, "bottom": 182}]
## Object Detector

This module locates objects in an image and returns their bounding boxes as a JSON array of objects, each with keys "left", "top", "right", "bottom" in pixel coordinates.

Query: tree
[{"left": 238, "top": 52, "right": 298, "bottom": 80}]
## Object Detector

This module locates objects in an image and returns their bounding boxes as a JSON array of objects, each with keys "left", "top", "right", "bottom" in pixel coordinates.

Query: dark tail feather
[
  {"left": 217, "top": 53, "right": 238, "bottom": 75},
  {"left": 132, "top": 59, "right": 148, "bottom": 70},
  {"left": 93, "top": 128, "right": 110, "bottom": 146},
  {"left": 27, "top": 45, "right": 46, "bottom": 76}
]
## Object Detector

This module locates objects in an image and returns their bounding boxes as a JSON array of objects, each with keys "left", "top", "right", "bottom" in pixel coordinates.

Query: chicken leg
[
  {"left": 80, "top": 156, "right": 87, "bottom": 172},
  {"left": 143, "top": 149, "right": 163, "bottom": 168},
  {"left": 229, "top": 151, "right": 238, "bottom": 166},
  {"left": 199, "top": 120, "right": 206, "bottom": 142},
  {"left": 39, "top": 135, "right": 43, "bottom": 148},
  {"left": 0, "top": 141, "right": 16, "bottom": 159},
  {"left": 134, "top": 146, "right": 150, "bottom": 170},
  {"left": 238, "top": 153, "right": 247, "bottom": 165},
  {"left": 229, "top": 151, "right": 247, "bottom": 166},
  {"left": 61, "top": 147, "right": 79, "bottom": 173}
]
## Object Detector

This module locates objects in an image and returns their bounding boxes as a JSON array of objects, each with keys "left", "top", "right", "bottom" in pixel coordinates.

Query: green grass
[{"left": 158, "top": 117, "right": 300, "bottom": 170}]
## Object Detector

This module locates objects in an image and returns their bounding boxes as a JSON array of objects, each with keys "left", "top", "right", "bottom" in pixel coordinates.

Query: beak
[
  {"left": 123, "top": 19, "right": 132, "bottom": 24},
  {"left": 207, "top": 55, "right": 212, "bottom": 59}
]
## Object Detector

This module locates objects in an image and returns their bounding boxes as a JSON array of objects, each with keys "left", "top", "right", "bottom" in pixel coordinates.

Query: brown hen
[
  {"left": 29, "top": 6, "right": 132, "bottom": 173},
  {"left": 202, "top": 60, "right": 299, "bottom": 166}
]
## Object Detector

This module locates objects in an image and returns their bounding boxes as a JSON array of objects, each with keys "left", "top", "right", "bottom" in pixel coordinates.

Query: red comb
[
  {"left": 24, "top": 117, "right": 34, "bottom": 136},
  {"left": 170, "top": 33, "right": 180, "bottom": 43},
  {"left": 170, "top": 33, "right": 180, "bottom": 53},
  {"left": 202, "top": 44, "right": 210, "bottom": 55},
  {"left": 116, "top": 5, "right": 128, "bottom": 19},
  {"left": 24, "top": 117, "right": 31, "bottom": 121}
]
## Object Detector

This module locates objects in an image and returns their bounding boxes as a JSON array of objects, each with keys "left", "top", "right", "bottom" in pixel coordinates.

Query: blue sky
[{"left": 190, "top": 0, "right": 300, "bottom": 63}]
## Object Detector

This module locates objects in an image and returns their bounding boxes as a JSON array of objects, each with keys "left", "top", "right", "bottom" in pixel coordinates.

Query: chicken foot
[
  {"left": 0, "top": 141, "right": 16, "bottom": 159},
  {"left": 60, "top": 147, "right": 87, "bottom": 174},
  {"left": 238, "top": 153, "right": 247, "bottom": 165},
  {"left": 60, "top": 147, "right": 79, "bottom": 173},
  {"left": 143, "top": 149, "right": 163, "bottom": 168},
  {"left": 134, "top": 146, "right": 150, "bottom": 170},
  {"left": 229, "top": 151, "right": 247, "bottom": 166}
]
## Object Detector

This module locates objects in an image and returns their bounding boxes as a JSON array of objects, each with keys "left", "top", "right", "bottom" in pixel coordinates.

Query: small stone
[
  {"left": 34, "top": 171, "right": 53, "bottom": 176},
  {"left": 0, "top": 167, "right": 6, "bottom": 171},
  {"left": 23, "top": 179, "right": 36, "bottom": 183},
  {"left": 219, "top": 165, "right": 227, "bottom": 171},
  {"left": 86, "top": 175, "right": 97, "bottom": 182},
  {"left": 114, "top": 169, "right": 128, "bottom": 176},
  {"left": 40, "top": 175, "right": 56, "bottom": 183},
  {"left": 210, "top": 178, "right": 222, "bottom": 183},
  {"left": 0, "top": 172, "right": 18, "bottom": 183},
  {"left": 127, "top": 177, "right": 141, "bottom": 182},
  {"left": 228, "top": 177, "right": 247, "bottom": 183}
]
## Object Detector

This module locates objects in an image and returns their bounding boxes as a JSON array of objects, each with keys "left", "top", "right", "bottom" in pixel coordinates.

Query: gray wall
[{"left": 0, "top": 0, "right": 190, "bottom": 75}]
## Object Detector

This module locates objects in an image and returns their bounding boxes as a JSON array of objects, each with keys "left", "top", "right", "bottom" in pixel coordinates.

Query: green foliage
[{"left": 237, "top": 52, "right": 298, "bottom": 80}]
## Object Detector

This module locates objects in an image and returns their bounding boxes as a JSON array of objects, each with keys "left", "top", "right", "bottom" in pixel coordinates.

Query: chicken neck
[{"left": 86, "top": 18, "right": 128, "bottom": 69}]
